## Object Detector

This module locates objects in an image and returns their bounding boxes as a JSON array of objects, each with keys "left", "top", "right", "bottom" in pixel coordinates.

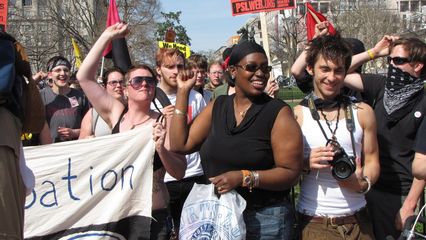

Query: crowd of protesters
[{"left": 1, "top": 20, "right": 426, "bottom": 240}]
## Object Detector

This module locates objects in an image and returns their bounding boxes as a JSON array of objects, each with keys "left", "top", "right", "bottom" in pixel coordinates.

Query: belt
[{"left": 299, "top": 211, "right": 361, "bottom": 226}]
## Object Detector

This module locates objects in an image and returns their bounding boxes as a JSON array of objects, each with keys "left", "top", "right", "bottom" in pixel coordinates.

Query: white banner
[{"left": 23, "top": 125, "right": 154, "bottom": 239}]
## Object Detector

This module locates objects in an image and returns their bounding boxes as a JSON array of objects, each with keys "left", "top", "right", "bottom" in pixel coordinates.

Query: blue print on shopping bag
[{"left": 179, "top": 184, "right": 246, "bottom": 240}]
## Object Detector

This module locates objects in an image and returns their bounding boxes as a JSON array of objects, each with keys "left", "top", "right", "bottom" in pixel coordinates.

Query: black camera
[{"left": 327, "top": 140, "right": 356, "bottom": 180}]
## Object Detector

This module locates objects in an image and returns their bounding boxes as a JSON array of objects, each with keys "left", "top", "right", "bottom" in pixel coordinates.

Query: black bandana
[{"left": 384, "top": 64, "right": 424, "bottom": 116}]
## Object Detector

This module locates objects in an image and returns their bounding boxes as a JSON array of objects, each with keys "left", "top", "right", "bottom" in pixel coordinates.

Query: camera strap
[{"left": 307, "top": 94, "right": 357, "bottom": 158}]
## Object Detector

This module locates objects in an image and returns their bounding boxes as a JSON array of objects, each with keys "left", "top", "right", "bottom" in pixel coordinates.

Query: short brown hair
[
  {"left": 103, "top": 67, "right": 125, "bottom": 86},
  {"left": 155, "top": 48, "right": 185, "bottom": 67},
  {"left": 390, "top": 37, "right": 426, "bottom": 75},
  {"left": 306, "top": 33, "right": 352, "bottom": 73},
  {"left": 187, "top": 54, "right": 208, "bottom": 71}
]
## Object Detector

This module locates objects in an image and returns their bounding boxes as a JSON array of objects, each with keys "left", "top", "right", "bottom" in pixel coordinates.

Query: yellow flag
[{"left": 71, "top": 38, "right": 82, "bottom": 68}]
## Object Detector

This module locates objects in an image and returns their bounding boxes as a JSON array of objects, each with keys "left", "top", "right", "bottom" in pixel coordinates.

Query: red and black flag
[
  {"left": 102, "top": 0, "right": 132, "bottom": 72},
  {"left": 305, "top": 2, "right": 336, "bottom": 41}
]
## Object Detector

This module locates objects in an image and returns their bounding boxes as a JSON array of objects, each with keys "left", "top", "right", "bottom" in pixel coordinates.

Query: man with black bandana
[
  {"left": 40, "top": 56, "right": 90, "bottom": 142},
  {"left": 344, "top": 36, "right": 426, "bottom": 240}
]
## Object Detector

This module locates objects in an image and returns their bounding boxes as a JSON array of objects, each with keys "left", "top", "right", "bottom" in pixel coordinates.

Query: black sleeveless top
[
  {"left": 199, "top": 94, "right": 290, "bottom": 209},
  {"left": 112, "top": 108, "right": 163, "bottom": 171}
]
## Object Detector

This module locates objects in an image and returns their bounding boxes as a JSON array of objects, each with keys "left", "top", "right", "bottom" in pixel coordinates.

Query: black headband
[
  {"left": 47, "top": 58, "right": 72, "bottom": 72},
  {"left": 228, "top": 41, "right": 266, "bottom": 66}
]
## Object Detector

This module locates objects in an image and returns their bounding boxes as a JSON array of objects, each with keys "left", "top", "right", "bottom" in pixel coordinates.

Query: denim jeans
[{"left": 243, "top": 199, "right": 294, "bottom": 240}]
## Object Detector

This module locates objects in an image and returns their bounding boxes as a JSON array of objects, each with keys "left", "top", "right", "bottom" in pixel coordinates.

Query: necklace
[
  {"left": 234, "top": 100, "right": 251, "bottom": 118},
  {"left": 121, "top": 112, "right": 152, "bottom": 130},
  {"left": 319, "top": 105, "right": 340, "bottom": 141}
]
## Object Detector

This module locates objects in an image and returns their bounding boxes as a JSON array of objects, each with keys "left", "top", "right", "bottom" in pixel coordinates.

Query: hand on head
[{"left": 372, "top": 35, "right": 399, "bottom": 57}]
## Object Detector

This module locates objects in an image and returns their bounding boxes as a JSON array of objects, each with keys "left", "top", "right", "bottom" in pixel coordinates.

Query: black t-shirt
[
  {"left": 40, "top": 87, "right": 90, "bottom": 142},
  {"left": 199, "top": 94, "right": 290, "bottom": 208},
  {"left": 415, "top": 117, "right": 426, "bottom": 154},
  {"left": 361, "top": 74, "right": 426, "bottom": 194}
]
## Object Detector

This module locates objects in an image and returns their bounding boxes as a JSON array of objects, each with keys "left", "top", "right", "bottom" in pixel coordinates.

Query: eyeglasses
[
  {"left": 236, "top": 63, "right": 272, "bottom": 73},
  {"left": 387, "top": 56, "right": 411, "bottom": 65},
  {"left": 128, "top": 76, "right": 157, "bottom": 90},
  {"left": 107, "top": 80, "right": 125, "bottom": 87}
]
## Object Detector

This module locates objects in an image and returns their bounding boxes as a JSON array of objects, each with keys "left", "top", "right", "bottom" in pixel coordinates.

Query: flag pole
[{"left": 100, "top": 57, "right": 105, "bottom": 79}]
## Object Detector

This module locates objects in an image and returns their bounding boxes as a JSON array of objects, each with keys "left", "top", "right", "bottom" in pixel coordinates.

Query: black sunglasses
[
  {"left": 387, "top": 56, "right": 411, "bottom": 65},
  {"left": 128, "top": 76, "right": 157, "bottom": 90},
  {"left": 236, "top": 63, "right": 272, "bottom": 73}
]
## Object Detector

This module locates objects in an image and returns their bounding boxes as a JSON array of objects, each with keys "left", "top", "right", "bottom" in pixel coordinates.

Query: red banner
[
  {"left": 0, "top": 0, "right": 8, "bottom": 31},
  {"left": 231, "top": 0, "right": 295, "bottom": 16}
]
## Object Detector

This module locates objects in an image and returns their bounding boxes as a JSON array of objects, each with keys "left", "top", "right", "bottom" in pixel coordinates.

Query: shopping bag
[{"left": 179, "top": 183, "right": 247, "bottom": 240}]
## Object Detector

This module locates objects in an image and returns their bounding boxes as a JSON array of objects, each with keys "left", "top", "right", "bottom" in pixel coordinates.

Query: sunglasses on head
[
  {"left": 107, "top": 80, "right": 125, "bottom": 87},
  {"left": 128, "top": 76, "right": 157, "bottom": 90},
  {"left": 387, "top": 56, "right": 411, "bottom": 65},
  {"left": 236, "top": 63, "right": 272, "bottom": 73}
]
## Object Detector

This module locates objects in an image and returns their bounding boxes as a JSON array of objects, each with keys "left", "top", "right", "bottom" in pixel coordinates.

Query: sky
[{"left": 160, "top": 0, "right": 255, "bottom": 52}]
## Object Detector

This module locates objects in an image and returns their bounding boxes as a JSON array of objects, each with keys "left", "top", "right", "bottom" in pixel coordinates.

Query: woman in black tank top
[
  {"left": 77, "top": 24, "right": 186, "bottom": 240},
  {"left": 169, "top": 41, "right": 304, "bottom": 239}
]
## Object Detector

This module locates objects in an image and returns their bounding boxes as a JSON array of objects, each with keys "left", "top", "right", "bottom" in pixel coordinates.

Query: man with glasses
[
  {"left": 205, "top": 61, "right": 224, "bottom": 91},
  {"left": 344, "top": 36, "right": 426, "bottom": 240},
  {"left": 154, "top": 48, "right": 207, "bottom": 234},
  {"left": 39, "top": 56, "right": 90, "bottom": 142}
]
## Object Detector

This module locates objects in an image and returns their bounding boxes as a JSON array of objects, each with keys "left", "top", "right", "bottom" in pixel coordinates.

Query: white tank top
[{"left": 297, "top": 105, "right": 366, "bottom": 217}]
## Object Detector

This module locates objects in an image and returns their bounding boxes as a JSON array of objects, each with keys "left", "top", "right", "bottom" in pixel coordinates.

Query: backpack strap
[{"left": 154, "top": 87, "right": 172, "bottom": 107}]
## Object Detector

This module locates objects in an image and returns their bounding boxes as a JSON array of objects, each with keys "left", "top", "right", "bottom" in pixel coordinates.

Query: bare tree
[
  {"left": 8, "top": 0, "right": 160, "bottom": 71},
  {"left": 269, "top": 10, "right": 306, "bottom": 77},
  {"left": 329, "top": 1, "right": 401, "bottom": 73}
]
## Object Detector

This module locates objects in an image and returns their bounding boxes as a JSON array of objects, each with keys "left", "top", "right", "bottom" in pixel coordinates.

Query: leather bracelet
[
  {"left": 241, "top": 170, "right": 252, "bottom": 188},
  {"left": 174, "top": 108, "right": 187, "bottom": 117},
  {"left": 358, "top": 176, "right": 371, "bottom": 194}
]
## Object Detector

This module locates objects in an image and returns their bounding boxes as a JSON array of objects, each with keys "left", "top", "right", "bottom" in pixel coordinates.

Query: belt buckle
[{"left": 329, "top": 217, "right": 338, "bottom": 227}]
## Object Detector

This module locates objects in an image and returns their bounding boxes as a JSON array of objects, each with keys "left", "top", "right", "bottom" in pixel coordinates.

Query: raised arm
[
  {"left": 291, "top": 21, "right": 329, "bottom": 81},
  {"left": 344, "top": 35, "right": 397, "bottom": 92},
  {"left": 77, "top": 23, "right": 129, "bottom": 126},
  {"left": 169, "top": 71, "right": 213, "bottom": 154}
]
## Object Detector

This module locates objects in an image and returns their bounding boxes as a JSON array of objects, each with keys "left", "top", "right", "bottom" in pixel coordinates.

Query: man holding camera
[
  {"left": 293, "top": 33, "right": 380, "bottom": 239},
  {"left": 344, "top": 36, "right": 426, "bottom": 240}
]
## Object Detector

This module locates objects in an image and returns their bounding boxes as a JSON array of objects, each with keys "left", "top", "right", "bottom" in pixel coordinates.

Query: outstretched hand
[{"left": 102, "top": 22, "right": 130, "bottom": 41}]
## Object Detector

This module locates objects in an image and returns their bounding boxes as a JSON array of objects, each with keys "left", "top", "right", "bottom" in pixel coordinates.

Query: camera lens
[{"left": 332, "top": 158, "right": 355, "bottom": 180}]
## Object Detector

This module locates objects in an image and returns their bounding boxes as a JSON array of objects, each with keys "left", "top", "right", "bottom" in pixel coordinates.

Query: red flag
[
  {"left": 305, "top": 3, "right": 336, "bottom": 41},
  {"left": 101, "top": 0, "right": 132, "bottom": 72},
  {"left": 102, "top": 0, "right": 121, "bottom": 57}
]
